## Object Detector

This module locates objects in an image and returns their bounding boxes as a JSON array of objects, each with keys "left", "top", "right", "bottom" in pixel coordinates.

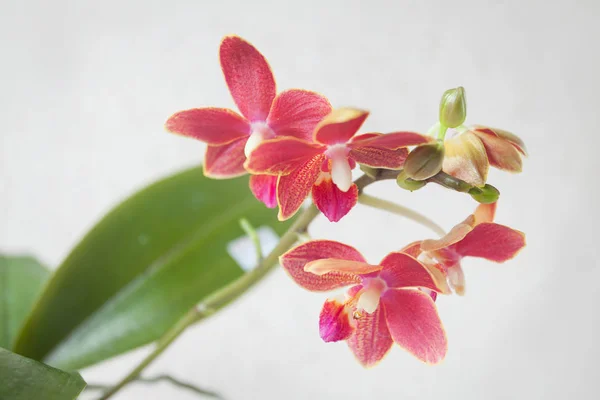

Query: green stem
[
  {"left": 437, "top": 124, "right": 448, "bottom": 141},
  {"left": 358, "top": 194, "right": 446, "bottom": 237},
  {"left": 239, "top": 218, "right": 263, "bottom": 263},
  {"left": 88, "top": 375, "right": 222, "bottom": 399}
]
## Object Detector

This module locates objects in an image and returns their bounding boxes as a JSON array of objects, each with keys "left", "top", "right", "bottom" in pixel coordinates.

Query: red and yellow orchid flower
[
  {"left": 280, "top": 240, "right": 447, "bottom": 367},
  {"left": 403, "top": 203, "right": 526, "bottom": 295},
  {"left": 165, "top": 35, "right": 331, "bottom": 207},
  {"left": 443, "top": 125, "right": 528, "bottom": 187},
  {"left": 246, "top": 108, "right": 431, "bottom": 221}
]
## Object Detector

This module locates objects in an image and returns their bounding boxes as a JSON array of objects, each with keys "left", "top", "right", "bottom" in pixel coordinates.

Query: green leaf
[
  {"left": 0, "top": 348, "right": 86, "bottom": 399},
  {"left": 0, "top": 255, "right": 50, "bottom": 349},
  {"left": 13, "top": 167, "right": 290, "bottom": 370}
]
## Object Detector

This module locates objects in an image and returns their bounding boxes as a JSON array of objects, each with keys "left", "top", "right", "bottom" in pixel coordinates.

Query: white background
[{"left": 1, "top": 0, "right": 599, "bottom": 399}]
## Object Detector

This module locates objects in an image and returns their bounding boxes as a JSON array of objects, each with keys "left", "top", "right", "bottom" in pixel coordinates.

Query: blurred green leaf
[
  {"left": 0, "top": 347, "right": 86, "bottom": 399},
  {"left": 13, "top": 167, "right": 290, "bottom": 370},
  {"left": 0, "top": 255, "right": 50, "bottom": 349}
]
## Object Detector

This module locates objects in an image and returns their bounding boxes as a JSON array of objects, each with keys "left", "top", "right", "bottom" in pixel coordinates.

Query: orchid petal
[
  {"left": 347, "top": 133, "right": 409, "bottom": 168},
  {"left": 347, "top": 302, "right": 393, "bottom": 368},
  {"left": 312, "top": 177, "right": 358, "bottom": 223},
  {"left": 249, "top": 175, "right": 277, "bottom": 208},
  {"left": 313, "top": 108, "right": 369, "bottom": 145},
  {"left": 219, "top": 36, "right": 276, "bottom": 121},
  {"left": 473, "top": 125, "right": 528, "bottom": 156},
  {"left": 401, "top": 241, "right": 423, "bottom": 258},
  {"left": 276, "top": 154, "right": 324, "bottom": 221},
  {"left": 165, "top": 108, "right": 250, "bottom": 145},
  {"left": 320, "top": 298, "right": 355, "bottom": 342},
  {"left": 474, "top": 202, "right": 497, "bottom": 225},
  {"left": 453, "top": 223, "right": 526, "bottom": 262},
  {"left": 472, "top": 129, "right": 523, "bottom": 172},
  {"left": 279, "top": 240, "right": 366, "bottom": 292},
  {"left": 267, "top": 89, "right": 332, "bottom": 141},
  {"left": 382, "top": 289, "right": 447, "bottom": 364},
  {"left": 244, "top": 137, "right": 324, "bottom": 175},
  {"left": 350, "top": 131, "right": 431, "bottom": 150},
  {"left": 305, "top": 259, "right": 381, "bottom": 276},
  {"left": 203, "top": 137, "right": 248, "bottom": 179},
  {"left": 420, "top": 216, "right": 475, "bottom": 252},
  {"left": 379, "top": 252, "right": 444, "bottom": 292},
  {"left": 443, "top": 131, "right": 489, "bottom": 187}
]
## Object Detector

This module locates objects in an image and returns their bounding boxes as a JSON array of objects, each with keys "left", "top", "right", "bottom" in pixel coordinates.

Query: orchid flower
[
  {"left": 442, "top": 126, "right": 528, "bottom": 187},
  {"left": 246, "top": 108, "right": 431, "bottom": 221},
  {"left": 165, "top": 35, "right": 331, "bottom": 207},
  {"left": 280, "top": 240, "right": 447, "bottom": 366},
  {"left": 403, "top": 203, "right": 526, "bottom": 295}
]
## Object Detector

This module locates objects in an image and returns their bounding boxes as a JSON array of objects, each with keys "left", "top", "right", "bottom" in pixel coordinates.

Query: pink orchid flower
[
  {"left": 165, "top": 35, "right": 331, "bottom": 207},
  {"left": 246, "top": 108, "right": 431, "bottom": 221},
  {"left": 403, "top": 203, "right": 526, "bottom": 295},
  {"left": 280, "top": 240, "right": 447, "bottom": 366}
]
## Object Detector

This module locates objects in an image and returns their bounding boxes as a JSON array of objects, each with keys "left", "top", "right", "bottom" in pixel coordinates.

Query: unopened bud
[
  {"left": 469, "top": 184, "right": 500, "bottom": 204},
  {"left": 439, "top": 87, "right": 467, "bottom": 128},
  {"left": 403, "top": 143, "right": 445, "bottom": 181},
  {"left": 359, "top": 164, "right": 379, "bottom": 179},
  {"left": 396, "top": 170, "right": 427, "bottom": 191}
]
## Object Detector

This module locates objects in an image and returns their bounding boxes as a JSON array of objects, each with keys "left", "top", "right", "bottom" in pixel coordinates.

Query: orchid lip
[
  {"left": 325, "top": 144, "right": 352, "bottom": 192},
  {"left": 356, "top": 277, "right": 387, "bottom": 314},
  {"left": 245, "top": 121, "right": 275, "bottom": 157}
]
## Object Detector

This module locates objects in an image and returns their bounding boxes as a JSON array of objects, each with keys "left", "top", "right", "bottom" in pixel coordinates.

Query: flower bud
[
  {"left": 396, "top": 170, "right": 427, "bottom": 191},
  {"left": 469, "top": 184, "right": 500, "bottom": 204},
  {"left": 403, "top": 143, "right": 445, "bottom": 181},
  {"left": 439, "top": 87, "right": 467, "bottom": 128}
]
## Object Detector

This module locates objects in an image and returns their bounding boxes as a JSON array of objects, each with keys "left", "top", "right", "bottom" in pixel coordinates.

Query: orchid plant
[
  {"left": 0, "top": 34, "right": 528, "bottom": 400},
  {"left": 163, "top": 35, "right": 527, "bottom": 369}
]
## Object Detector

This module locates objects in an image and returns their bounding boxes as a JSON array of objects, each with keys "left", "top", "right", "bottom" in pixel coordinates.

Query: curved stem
[
  {"left": 357, "top": 194, "right": 446, "bottom": 237},
  {"left": 88, "top": 375, "right": 222, "bottom": 399}
]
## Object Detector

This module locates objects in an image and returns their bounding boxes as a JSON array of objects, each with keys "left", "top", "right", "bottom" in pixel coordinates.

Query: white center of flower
[
  {"left": 356, "top": 278, "right": 387, "bottom": 314},
  {"left": 325, "top": 144, "right": 352, "bottom": 192},
  {"left": 447, "top": 264, "right": 466, "bottom": 296},
  {"left": 244, "top": 122, "right": 275, "bottom": 157}
]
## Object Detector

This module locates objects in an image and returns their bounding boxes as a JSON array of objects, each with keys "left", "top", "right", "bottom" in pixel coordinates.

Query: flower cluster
[{"left": 166, "top": 36, "right": 527, "bottom": 367}]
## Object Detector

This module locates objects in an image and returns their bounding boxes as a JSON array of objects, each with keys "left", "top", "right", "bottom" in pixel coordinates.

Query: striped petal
[
  {"left": 249, "top": 174, "right": 277, "bottom": 208},
  {"left": 473, "top": 125, "right": 528, "bottom": 156},
  {"left": 347, "top": 301, "right": 393, "bottom": 368},
  {"left": 313, "top": 108, "right": 369, "bottom": 145},
  {"left": 379, "top": 252, "right": 444, "bottom": 292},
  {"left": 472, "top": 129, "right": 523, "bottom": 172},
  {"left": 219, "top": 35, "right": 276, "bottom": 121},
  {"left": 203, "top": 137, "right": 248, "bottom": 179},
  {"left": 452, "top": 223, "right": 526, "bottom": 262},
  {"left": 244, "top": 137, "right": 324, "bottom": 175},
  {"left": 312, "top": 177, "right": 358, "bottom": 222},
  {"left": 349, "top": 133, "right": 409, "bottom": 169},
  {"left": 165, "top": 108, "right": 250, "bottom": 145},
  {"left": 350, "top": 131, "right": 431, "bottom": 150},
  {"left": 443, "top": 131, "right": 489, "bottom": 187},
  {"left": 382, "top": 289, "right": 447, "bottom": 364},
  {"left": 267, "top": 89, "right": 332, "bottom": 141},
  {"left": 276, "top": 154, "right": 324, "bottom": 221},
  {"left": 279, "top": 240, "right": 366, "bottom": 292},
  {"left": 420, "top": 215, "right": 475, "bottom": 252}
]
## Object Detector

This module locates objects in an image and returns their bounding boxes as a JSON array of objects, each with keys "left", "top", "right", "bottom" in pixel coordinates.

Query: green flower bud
[
  {"left": 439, "top": 86, "right": 467, "bottom": 128},
  {"left": 469, "top": 184, "right": 500, "bottom": 204},
  {"left": 396, "top": 170, "right": 427, "bottom": 191},
  {"left": 403, "top": 142, "right": 445, "bottom": 181},
  {"left": 359, "top": 164, "right": 379, "bottom": 179}
]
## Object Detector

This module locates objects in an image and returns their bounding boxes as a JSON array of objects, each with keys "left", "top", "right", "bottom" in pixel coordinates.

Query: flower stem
[{"left": 357, "top": 194, "right": 446, "bottom": 237}]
